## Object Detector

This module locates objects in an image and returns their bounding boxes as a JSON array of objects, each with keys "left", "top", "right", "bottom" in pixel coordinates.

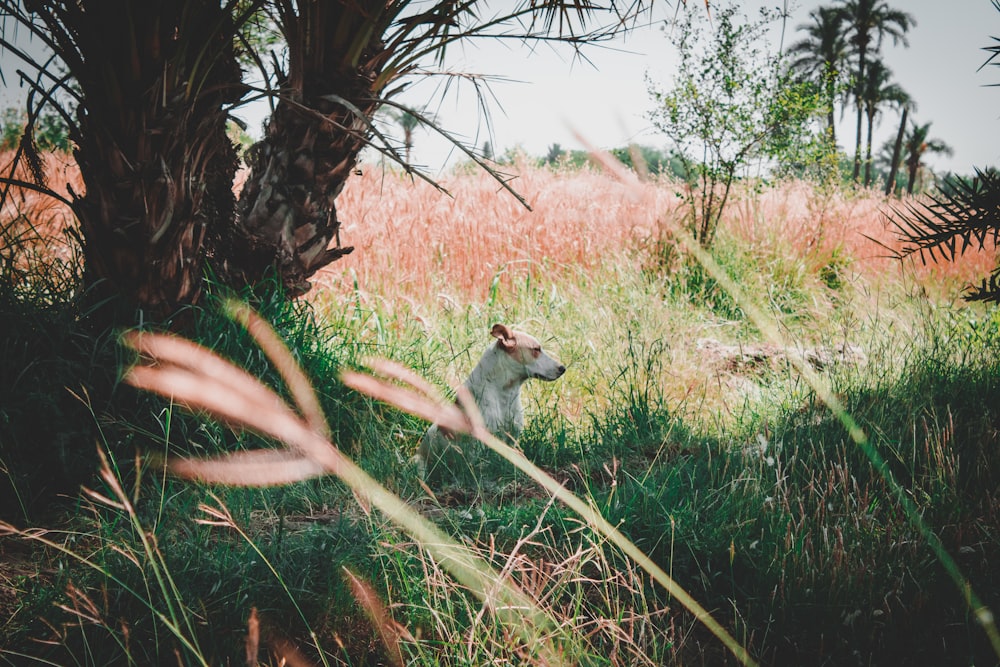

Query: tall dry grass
[
  {"left": 0, "top": 150, "right": 82, "bottom": 290},
  {"left": 8, "top": 150, "right": 992, "bottom": 439},
  {"left": 315, "top": 161, "right": 677, "bottom": 304},
  {"left": 319, "top": 161, "right": 997, "bottom": 308},
  {"left": 4, "top": 148, "right": 992, "bottom": 305},
  {"left": 0, "top": 150, "right": 81, "bottom": 225},
  {"left": 725, "top": 179, "right": 998, "bottom": 289}
]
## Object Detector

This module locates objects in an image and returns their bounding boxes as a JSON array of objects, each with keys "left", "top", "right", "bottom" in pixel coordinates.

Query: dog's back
[{"left": 416, "top": 324, "right": 564, "bottom": 485}]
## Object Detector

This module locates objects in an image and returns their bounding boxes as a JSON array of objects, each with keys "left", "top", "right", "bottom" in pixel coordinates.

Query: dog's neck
[
  {"left": 463, "top": 342, "right": 526, "bottom": 437},
  {"left": 465, "top": 342, "right": 526, "bottom": 398}
]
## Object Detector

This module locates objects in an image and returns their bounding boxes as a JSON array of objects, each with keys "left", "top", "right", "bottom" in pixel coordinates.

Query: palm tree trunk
[
  {"left": 864, "top": 107, "right": 875, "bottom": 186},
  {"left": 231, "top": 88, "right": 371, "bottom": 296},
  {"left": 852, "top": 49, "right": 867, "bottom": 183},
  {"left": 825, "top": 69, "right": 837, "bottom": 147},
  {"left": 827, "top": 97, "right": 837, "bottom": 147},
  {"left": 853, "top": 103, "right": 864, "bottom": 182},
  {"left": 906, "top": 155, "right": 920, "bottom": 194},
  {"left": 61, "top": 1, "right": 242, "bottom": 322},
  {"left": 227, "top": 7, "right": 393, "bottom": 297},
  {"left": 885, "top": 107, "right": 907, "bottom": 195},
  {"left": 827, "top": 108, "right": 837, "bottom": 147}
]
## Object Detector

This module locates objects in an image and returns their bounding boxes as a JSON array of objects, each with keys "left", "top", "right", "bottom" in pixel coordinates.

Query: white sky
[
  {"left": 301, "top": 0, "right": 996, "bottom": 177},
  {"left": 2, "top": 2, "right": 995, "bottom": 176}
]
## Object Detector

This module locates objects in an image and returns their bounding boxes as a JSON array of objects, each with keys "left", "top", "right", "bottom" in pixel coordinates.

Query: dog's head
[{"left": 490, "top": 323, "right": 566, "bottom": 381}]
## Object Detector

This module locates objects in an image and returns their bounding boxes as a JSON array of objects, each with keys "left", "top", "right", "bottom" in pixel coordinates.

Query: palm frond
[
  {"left": 981, "top": 0, "right": 1000, "bottom": 77},
  {"left": 885, "top": 168, "right": 1000, "bottom": 296},
  {"left": 966, "top": 266, "right": 1000, "bottom": 302},
  {"left": 378, "top": 96, "right": 530, "bottom": 209}
]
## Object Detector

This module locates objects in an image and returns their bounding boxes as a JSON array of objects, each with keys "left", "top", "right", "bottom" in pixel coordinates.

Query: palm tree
[
  {"left": 0, "top": 1, "right": 657, "bottom": 321},
  {"left": 384, "top": 108, "right": 429, "bottom": 163},
  {"left": 859, "top": 59, "right": 910, "bottom": 186},
  {"left": 0, "top": 0, "right": 245, "bottom": 320},
  {"left": 396, "top": 110, "right": 422, "bottom": 164},
  {"left": 887, "top": 2, "right": 1000, "bottom": 303},
  {"left": 230, "top": 2, "right": 661, "bottom": 298},
  {"left": 902, "top": 121, "right": 952, "bottom": 194},
  {"left": 786, "top": 6, "right": 849, "bottom": 147},
  {"left": 837, "top": 0, "right": 915, "bottom": 183}
]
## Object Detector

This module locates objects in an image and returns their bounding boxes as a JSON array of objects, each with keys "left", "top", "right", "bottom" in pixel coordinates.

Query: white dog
[{"left": 416, "top": 323, "right": 565, "bottom": 484}]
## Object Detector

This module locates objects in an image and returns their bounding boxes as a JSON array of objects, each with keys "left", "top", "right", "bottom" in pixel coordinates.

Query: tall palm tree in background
[
  {"left": 903, "top": 121, "right": 952, "bottom": 194},
  {"left": 390, "top": 109, "right": 423, "bottom": 164},
  {"left": 859, "top": 58, "right": 909, "bottom": 186},
  {"left": 786, "top": 6, "right": 849, "bottom": 148},
  {"left": 837, "top": 0, "right": 914, "bottom": 183},
  {"left": 0, "top": 1, "right": 655, "bottom": 322}
]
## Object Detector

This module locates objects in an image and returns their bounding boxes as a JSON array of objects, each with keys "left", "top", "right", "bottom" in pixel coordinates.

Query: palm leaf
[
  {"left": 966, "top": 267, "right": 1000, "bottom": 302},
  {"left": 885, "top": 168, "right": 1000, "bottom": 300},
  {"left": 981, "top": 0, "right": 1000, "bottom": 81}
]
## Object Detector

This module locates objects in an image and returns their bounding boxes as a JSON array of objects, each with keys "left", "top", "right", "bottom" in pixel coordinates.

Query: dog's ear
[{"left": 490, "top": 323, "right": 516, "bottom": 349}]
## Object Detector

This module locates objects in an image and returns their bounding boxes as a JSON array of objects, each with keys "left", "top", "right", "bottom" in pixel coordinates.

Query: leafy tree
[
  {"left": 0, "top": 106, "right": 71, "bottom": 152},
  {"left": 859, "top": 59, "right": 909, "bottom": 186},
  {"left": 538, "top": 144, "right": 592, "bottom": 170},
  {"left": 0, "top": 108, "right": 24, "bottom": 149},
  {"left": 610, "top": 144, "right": 686, "bottom": 179},
  {"left": 647, "top": 2, "right": 823, "bottom": 246},
  {"left": 34, "top": 108, "right": 71, "bottom": 152},
  {"left": 787, "top": 6, "right": 849, "bottom": 147},
  {"left": 545, "top": 142, "right": 567, "bottom": 165},
  {"left": 0, "top": 0, "right": 657, "bottom": 323},
  {"left": 837, "top": 0, "right": 915, "bottom": 183}
]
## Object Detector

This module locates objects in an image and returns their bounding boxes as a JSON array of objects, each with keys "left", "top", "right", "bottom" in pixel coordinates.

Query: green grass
[{"left": 3, "top": 183, "right": 1000, "bottom": 665}]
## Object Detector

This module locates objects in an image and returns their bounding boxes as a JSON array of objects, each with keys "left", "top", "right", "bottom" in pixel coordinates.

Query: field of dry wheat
[
  {"left": 320, "top": 159, "right": 995, "bottom": 307},
  {"left": 5, "top": 148, "right": 995, "bottom": 310}
]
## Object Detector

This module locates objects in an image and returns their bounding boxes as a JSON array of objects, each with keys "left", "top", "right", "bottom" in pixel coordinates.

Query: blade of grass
[
  {"left": 225, "top": 300, "right": 331, "bottom": 439},
  {"left": 342, "top": 566, "right": 410, "bottom": 667},
  {"left": 0, "top": 451, "right": 211, "bottom": 667}
]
